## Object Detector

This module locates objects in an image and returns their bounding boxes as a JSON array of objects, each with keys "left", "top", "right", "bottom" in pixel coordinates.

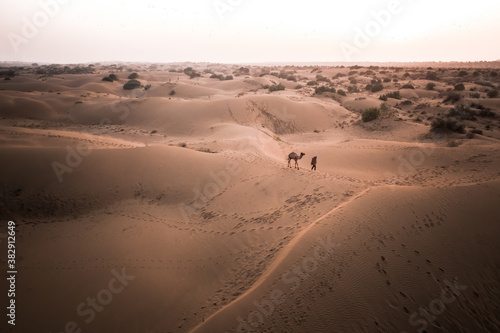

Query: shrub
[
  {"left": 401, "top": 84, "right": 415, "bottom": 89},
  {"left": 362, "top": 107, "right": 380, "bottom": 122},
  {"left": 365, "top": 84, "right": 373, "bottom": 91},
  {"left": 109, "top": 74, "right": 118, "bottom": 81},
  {"left": 316, "top": 75, "right": 331, "bottom": 83},
  {"left": 183, "top": 67, "right": 200, "bottom": 79},
  {"left": 225, "top": 75, "right": 233, "bottom": 80},
  {"left": 287, "top": 75, "right": 297, "bottom": 82},
  {"left": 315, "top": 86, "right": 336, "bottom": 94},
  {"left": 144, "top": 84, "right": 151, "bottom": 90},
  {"left": 268, "top": 83, "right": 285, "bottom": 92},
  {"left": 348, "top": 71, "right": 358, "bottom": 76},
  {"left": 454, "top": 83, "right": 465, "bottom": 91},
  {"left": 307, "top": 81, "right": 319, "bottom": 86},
  {"left": 476, "top": 81, "right": 495, "bottom": 88},
  {"left": 295, "top": 84, "right": 303, "bottom": 89},
  {"left": 128, "top": 72, "right": 139, "bottom": 79},
  {"left": 169, "top": 90, "right": 176, "bottom": 96},
  {"left": 443, "top": 92, "right": 461, "bottom": 104},
  {"left": 349, "top": 77, "right": 357, "bottom": 84},
  {"left": 337, "top": 89, "right": 346, "bottom": 96},
  {"left": 383, "top": 77, "right": 391, "bottom": 83},
  {"left": 470, "top": 92, "right": 480, "bottom": 98},
  {"left": 478, "top": 109, "right": 495, "bottom": 117},
  {"left": 426, "top": 71, "right": 438, "bottom": 80},
  {"left": 487, "top": 90, "right": 498, "bottom": 98},
  {"left": 348, "top": 85, "right": 359, "bottom": 93},
  {"left": 379, "top": 91, "right": 401, "bottom": 101},
  {"left": 447, "top": 106, "right": 476, "bottom": 121},
  {"left": 458, "top": 70, "right": 468, "bottom": 77},
  {"left": 426, "top": 82, "right": 436, "bottom": 90},
  {"left": 123, "top": 79, "right": 141, "bottom": 90},
  {"left": 380, "top": 102, "right": 395, "bottom": 118},
  {"left": 102, "top": 76, "right": 114, "bottom": 82},
  {"left": 371, "top": 84, "right": 384, "bottom": 93},
  {"left": 430, "top": 117, "right": 465, "bottom": 133}
]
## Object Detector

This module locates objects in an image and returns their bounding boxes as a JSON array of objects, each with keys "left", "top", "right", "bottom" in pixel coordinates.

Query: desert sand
[{"left": 0, "top": 63, "right": 499, "bottom": 332}]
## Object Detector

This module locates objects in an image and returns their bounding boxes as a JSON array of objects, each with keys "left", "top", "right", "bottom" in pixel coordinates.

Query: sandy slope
[{"left": 1, "top": 64, "right": 499, "bottom": 333}]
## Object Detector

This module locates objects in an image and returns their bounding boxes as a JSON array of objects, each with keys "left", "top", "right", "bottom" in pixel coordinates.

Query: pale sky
[{"left": 1, "top": 0, "right": 499, "bottom": 64}]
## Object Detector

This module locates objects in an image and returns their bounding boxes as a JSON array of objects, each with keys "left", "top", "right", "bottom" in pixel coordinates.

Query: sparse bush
[
  {"left": 476, "top": 81, "right": 495, "bottom": 88},
  {"left": 431, "top": 117, "right": 465, "bottom": 133},
  {"left": 123, "top": 79, "right": 141, "bottom": 90},
  {"left": 470, "top": 92, "right": 480, "bottom": 98},
  {"left": 362, "top": 107, "right": 380, "bottom": 122},
  {"left": 349, "top": 77, "right": 357, "bottom": 84},
  {"left": 383, "top": 77, "right": 391, "bottom": 83},
  {"left": 379, "top": 91, "right": 401, "bottom": 101},
  {"left": 447, "top": 105, "right": 476, "bottom": 121},
  {"left": 426, "top": 82, "right": 436, "bottom": 90},
  {"left": 183, "top": 67, "right": 200, "bottom": 79},
  {"left": 295, "top": 84, "right": 303, "bottom": 89},
  {"left": 401, "top": 84, "right": 415, "bottom": 89},
  {"left": 102, "top": 76, "right": 114, "bottom": 82},
  {"left": 109, "top": 74, "right": 118, "bottom": 81},
  {"left": 337, "top": 89, "right": 346, "bottom": 96},
  {"left": 144, "top": 84, "right": 151, "bottom": 90},
  {"left": 315, "top": 86, "right": 336, "bottom": 94},
  {"left": 458, "top": 70, "right": 468, "bottom": 77},
  {"left": 128, "top": 72, "right": 139, "bottom": 79},
  {"left": 400, "top": 100, "right": 413, "bottom": 106},
  {"left": 348, "top": 85, "right": 359, "bottom": 93},
  {"left": 268, "top": 83, "right": 285, "bottom": 92},
  {"left": 225, "top": 75, "right": 233, "bottom": 80},
  {"left": 287, "top": 75, "right": 297, "bottom": 82},
  {"left": 487, "top": 89, "right": 498, "bottom": 98},
  {"left": 371, "top": 84, "right": 384, "bottom": 93},
  {"left": 348, "top": 71, "right": 358, "bottom": 76},
  {"left": 307, "top": 81, "right": 319, "bottom": 86},
  {"left": 443, "top": 92, "right": 461, "bottom": 104},
  {"left": 478, "top": 109, "right": 495, "bottom": 117},
  {"left": 169, "top": 90, "right": 176, "bottom": 96},
  {"left": 379, "top": 102, "right": 395, "bottom": 118},
  {"left": 426, "top": 71, "right": 438, "bottom": 80},
  {"left": 454, "top": 83, "right": 465, "bottom": 91}
]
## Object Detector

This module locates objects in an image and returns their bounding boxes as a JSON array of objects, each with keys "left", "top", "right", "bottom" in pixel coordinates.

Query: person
[{"left": 311, "top": 156, "right": 317, "bottom": 171}]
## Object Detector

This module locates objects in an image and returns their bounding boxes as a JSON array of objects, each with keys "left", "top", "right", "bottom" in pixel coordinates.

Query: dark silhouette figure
[{"left": 311, "top": 156, "right": 317, "bottom": 171}]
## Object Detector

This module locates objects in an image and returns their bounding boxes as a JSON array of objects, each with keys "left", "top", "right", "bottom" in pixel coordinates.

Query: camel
[{"left": 288, "top": 152, "right": 305, "bottom": 169}]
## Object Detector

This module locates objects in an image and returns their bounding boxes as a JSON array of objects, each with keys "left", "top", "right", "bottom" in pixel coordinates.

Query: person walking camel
[{"left": 311, "top": 156, "right": 317, "bottom": 171}]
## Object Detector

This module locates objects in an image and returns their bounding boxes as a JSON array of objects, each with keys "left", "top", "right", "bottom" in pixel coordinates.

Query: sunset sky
[{"left": 1, "top": 0, "right": 499, "bottom": 64}]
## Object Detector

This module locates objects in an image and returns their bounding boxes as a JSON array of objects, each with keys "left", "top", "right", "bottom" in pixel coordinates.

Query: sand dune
[{"left": 1, "top": 63, "right": 499, "bottom": 333}]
